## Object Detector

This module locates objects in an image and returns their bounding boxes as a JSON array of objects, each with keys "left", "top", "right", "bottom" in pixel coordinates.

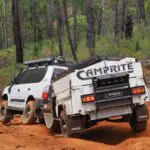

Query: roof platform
[{"left": 24, "top": 57, "right": 75, "bottom": 68}]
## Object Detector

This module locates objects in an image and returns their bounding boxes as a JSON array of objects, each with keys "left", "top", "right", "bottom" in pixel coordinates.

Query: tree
[
  {"left": 114, "top": 0, "right": 120, "bottom": 37},
  {"left": 72, "top": 1, "right": 78, "bottom": 52},
  {"left": 86, "top": 0, "right": 96, "bottom": 56},
  {"left": 63, "top": 0, "right": 78, "bottom": 62},
  {"left": 100, "top": 0, "right": 106, "bottom": 35},
  {"left": 121, "top": 0, "right": 128, "bottom": 38},
  {"left": 46, "top": 0, "right": 55, "bottom": 39},
  {"left": 29, "top": 0, "right": 42, "bottom": 43},
  {"left": 136, "top": 0, "right": 146, "bottom": 24},
  {"left": 125, "top": 14, "right": 133, "bottom": 39},
  {"left": 2, "top": 0, "right": 8, "bottom": 48},
  {"left": 55, "top": 0, "right": 64, "bottom": 56},
  {"left": 12, "top": 0, "right": 23, "bottom": 63}
]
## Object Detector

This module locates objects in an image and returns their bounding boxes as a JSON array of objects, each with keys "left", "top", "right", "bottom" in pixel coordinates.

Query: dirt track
[{"left": 0, "top": 104, "right": 150, "bottom": 150}]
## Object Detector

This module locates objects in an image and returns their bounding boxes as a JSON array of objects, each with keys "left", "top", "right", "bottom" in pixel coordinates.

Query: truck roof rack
[{"left": 24, "top": 56, "right": 75, "bottom": 68}]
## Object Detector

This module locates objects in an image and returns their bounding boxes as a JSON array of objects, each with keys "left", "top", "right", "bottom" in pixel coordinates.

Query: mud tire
[
  {"left": 0, "top": 101, "right": 13, "bottom": 124},
  {"left": 60, "top": 111, "right": 71, "bottom": 137},
  {"left": 23, "top": 101, "right": 37, "bottom": 125}
]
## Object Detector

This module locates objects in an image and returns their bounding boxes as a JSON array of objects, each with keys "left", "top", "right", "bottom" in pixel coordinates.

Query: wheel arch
[
  {"left": 26, "top": 95, "right": 35, "bottom": 104},
  {"left": 1, "top": 94, "right": 8, "bottom": 101},
  {"left": 57, "top": 104, "right": 64, "bottom": 118}
]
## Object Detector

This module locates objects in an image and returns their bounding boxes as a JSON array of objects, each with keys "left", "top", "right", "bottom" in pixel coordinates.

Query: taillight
[
  {"left": 42, "top": 92, "right": 49, "bottom": 100},
  {"left": 81, "top": 95, "right": 96, "bottom": 103},
  {"left": 131, "top": 86, "right": 145, "bottom": 95},
  {"left": 42, "top": 86, "right": 49, "bottom": 100}
]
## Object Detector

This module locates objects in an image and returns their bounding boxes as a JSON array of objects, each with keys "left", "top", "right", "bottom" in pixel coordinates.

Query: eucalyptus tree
[
  {"left": 121, "top": 0, "right": 128, "bottom": 38},
  {"left": 63, "top": 0, "right": 78, "bottom": 62},
  {"left": 2, "top": 0, "right": 8, "bottom": 48},
  {"left": 114, "top": 0, "right": 120, "bottom": 37},
  {"left": 136, "top": 0, "right": 146, "bottom": 24},
  {"left": 12, "top": 0, "right": 23, "bottom": 63},
  {"left": 86, "top": 0, "right": 96, "bottom": 56}
]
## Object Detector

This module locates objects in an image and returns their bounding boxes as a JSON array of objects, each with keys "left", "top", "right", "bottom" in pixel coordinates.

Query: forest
[{"left": 0, "top": 0, "right": 150, "bottom": 64}]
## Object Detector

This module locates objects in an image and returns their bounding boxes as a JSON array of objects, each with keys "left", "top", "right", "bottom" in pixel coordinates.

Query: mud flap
[
  {"left": 44, "top": 112, "right": 54, "bottom": 129},
  {"left": 135, "top": 105, "right": 149, "bottom": 122}
]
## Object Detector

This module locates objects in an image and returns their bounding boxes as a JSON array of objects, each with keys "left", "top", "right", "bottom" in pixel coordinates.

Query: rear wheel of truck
[
  {"left": 23, "top": 101, "right": 37, "bottom": 125},
  {"left": 129, "top": 105, "right": 148, "bottom": 132},
  {"left": 0, "top": 101, "right": 13, "bottom": 124},
  {"left": 60, "top": 110, "right": 71, "bottom": 137}
]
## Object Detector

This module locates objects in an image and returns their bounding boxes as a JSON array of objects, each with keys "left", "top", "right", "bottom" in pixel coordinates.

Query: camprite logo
[{"left": 77, "top": 63, "right": 133, "bottom": 80}]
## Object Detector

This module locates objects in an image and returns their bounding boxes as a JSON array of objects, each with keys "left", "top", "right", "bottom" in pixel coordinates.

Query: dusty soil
[{"left": 0, "top": 104, "right": 150, "bottom": 150}]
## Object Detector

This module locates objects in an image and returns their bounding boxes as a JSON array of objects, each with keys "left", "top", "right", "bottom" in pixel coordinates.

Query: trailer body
[{"left": 44, "top": 57, "right": 149, "bottom": 136}]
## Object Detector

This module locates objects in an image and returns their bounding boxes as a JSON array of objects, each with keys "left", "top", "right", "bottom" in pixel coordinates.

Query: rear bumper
[{"left": 89, "top": 105, "right": 132, "bottom": 121}]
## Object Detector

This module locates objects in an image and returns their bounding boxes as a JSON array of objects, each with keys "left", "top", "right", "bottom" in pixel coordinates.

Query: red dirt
[{"left": 0, "top": 104, "right": 150, "bottom": 150}]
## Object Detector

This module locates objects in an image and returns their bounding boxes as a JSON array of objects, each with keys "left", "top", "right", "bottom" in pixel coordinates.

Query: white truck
[
  {"left": 43, "top": 56, "right": 149, "bottom": 137},
  {"left": 0, "top": 57, "right": 70, "bottom": 124}
]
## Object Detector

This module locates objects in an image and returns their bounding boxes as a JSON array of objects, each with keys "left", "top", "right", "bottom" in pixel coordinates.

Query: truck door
[{"left": 9, "top": 84, "right": 23, "bottom": 108}]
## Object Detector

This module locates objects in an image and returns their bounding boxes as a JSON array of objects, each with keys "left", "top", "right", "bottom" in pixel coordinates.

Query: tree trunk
[
  {"left": 121, "top": 0, "right": 128, "bottom": 39},
  {"left": 97, "top": 11, "right": 102, "bottom": 35},
  {"left": 73, "top": 4, "right": 78, "bottom": 52},
  {"left": 100, "top": 0, "right": 106, "bottom": 36},
  {"left": 63, "top": 0, "right": 78, "bottom": 62},
  {"left": 55, "top": 0, "right": 64, "bottom": 56},
  {"left": 114, "top": 0, "right": 120, "bottom": 37},
  {"left": 125, "top": 14, "right": 133, "bottom": 39},
  {"left": 12, "top": 0, "right": 23, "bottom": 64},
  {"left": 30, "top": 0, "right": 41, "bottom": 43},
  {"left": 46, "top": 0, "right": 54, "bottom": 39},
  {"left": 86, "top": 0, "right": 95, "bottom": 56},
  {"left": 3, "top": 0, "right": 8, "bottom": 48},
  {"left": 136, "top": 0, "right": 146, "bottom": 24}
]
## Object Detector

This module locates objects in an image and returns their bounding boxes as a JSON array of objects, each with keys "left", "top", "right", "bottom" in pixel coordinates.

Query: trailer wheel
[
  {"left": 0, "top": 101, "right": 13, "bottom": 124},
  {"left": 23, "top": 101, "right": 37, "bottom": 125},
  {"left": 60, "top": 111, "right": 71, "bottom": 137},
  {"left": 129, "top": 105, "right": 148, "bottom": 132},
  {"left": 129, "top": 119, "right": 147, "bottom": 132}
]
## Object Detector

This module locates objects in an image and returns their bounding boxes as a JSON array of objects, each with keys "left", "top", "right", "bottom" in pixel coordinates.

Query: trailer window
[{"left": 16, "top": 68, "right": 47, "bottom": 84}]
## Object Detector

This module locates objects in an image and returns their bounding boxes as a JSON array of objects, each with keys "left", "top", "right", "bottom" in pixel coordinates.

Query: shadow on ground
[{"left": 79, "top": 121, "right": 136, "bottom": 145}]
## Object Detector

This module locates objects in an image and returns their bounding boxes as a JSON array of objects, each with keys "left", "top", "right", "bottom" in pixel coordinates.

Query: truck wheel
[
  {"left": 23, "top": 101, "right": 37, "bottom": 125},
  {"left": 60, "top": 111, "right": 71, "bottom": 137},
  {"left": 129, "top": 105, "right": 148, "bottom": 132},
  {"left": 0, "top": 101, "right": 13, "bottom": 124}
]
